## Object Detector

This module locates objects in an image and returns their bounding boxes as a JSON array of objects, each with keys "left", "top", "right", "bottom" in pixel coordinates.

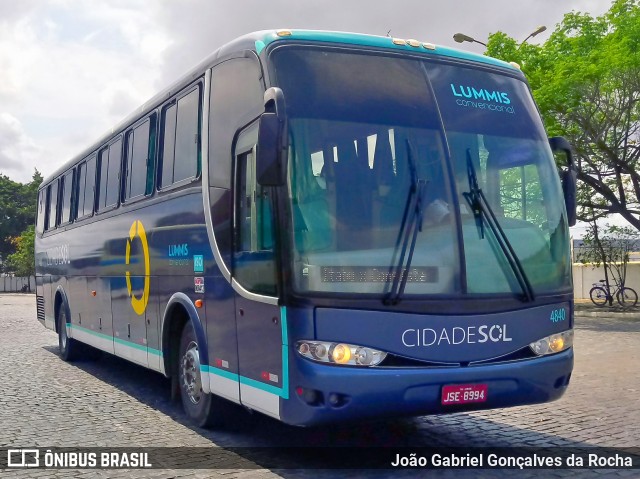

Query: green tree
[
  {"left": 5, "top": 225, "right": 35, "bottom": 277},
  {"left": 485, "top": 0, "right": 640, "bottom": 229},
  {"left": 0, "top": 170, "right": 42, "bottom": 266}
]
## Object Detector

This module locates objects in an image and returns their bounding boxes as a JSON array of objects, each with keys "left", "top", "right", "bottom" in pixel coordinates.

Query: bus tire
[
  {"left": 178, "top": 323, "right": 223, "bottom": 428},
  {"left": 57, "top": 303, "right": 81, "bottom": 361}
]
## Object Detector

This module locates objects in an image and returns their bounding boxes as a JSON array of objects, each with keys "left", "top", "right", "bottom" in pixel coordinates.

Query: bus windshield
[{"left": 271, "top": 47, "right": 571, "bottom": 299}]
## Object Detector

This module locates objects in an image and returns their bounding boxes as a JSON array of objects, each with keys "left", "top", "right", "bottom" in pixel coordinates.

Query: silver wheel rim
[{"left": 181, "top": 341, "right": 202, "bottom": 405}]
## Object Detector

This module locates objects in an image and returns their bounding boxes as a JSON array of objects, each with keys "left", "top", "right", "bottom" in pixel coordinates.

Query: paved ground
[{"left": 1, "top": 293, "right": 639, "bottom": 478}]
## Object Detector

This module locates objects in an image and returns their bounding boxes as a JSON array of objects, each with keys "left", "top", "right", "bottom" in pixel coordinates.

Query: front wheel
[
  {"left": 58, "top": 304, "right": 81, "bottom": 361},
  {"left": 178, "top": 323, "right": 229, "bottom": 428},
  {"left": 617, "top": 287, "right": 638, "bottom": 307},
  {"left": 589, "top": 286, "right": 609, "bottom": 306}
]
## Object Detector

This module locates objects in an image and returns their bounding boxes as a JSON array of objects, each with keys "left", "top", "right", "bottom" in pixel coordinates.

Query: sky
[{"left": 0, "top": 0, "right": 614, "bottom": 188}]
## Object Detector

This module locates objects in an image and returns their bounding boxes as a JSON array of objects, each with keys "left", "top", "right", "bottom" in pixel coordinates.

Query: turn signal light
[{"left": 331, "top": 344, "right": 352, "bottom": 364}]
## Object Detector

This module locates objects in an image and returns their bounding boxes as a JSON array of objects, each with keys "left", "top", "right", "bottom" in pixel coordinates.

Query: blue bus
[{"left": 35, "top": 30, "right": 577, "bottom": 427}]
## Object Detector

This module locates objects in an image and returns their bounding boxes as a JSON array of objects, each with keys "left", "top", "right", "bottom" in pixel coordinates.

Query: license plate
[{"left": 442, "top": 383, "right": 488, "bottom": 405}]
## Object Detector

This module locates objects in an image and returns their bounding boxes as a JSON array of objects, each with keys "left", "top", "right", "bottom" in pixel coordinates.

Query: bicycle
[{"left": 589, "top": 278, "right": 638, "bottom": 307}]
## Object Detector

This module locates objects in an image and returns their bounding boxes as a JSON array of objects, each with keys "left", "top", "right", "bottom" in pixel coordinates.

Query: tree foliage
[
  {"left": 0, "top": 170, "right": 42, "bottom": 268},
  {"left": 486, "top": 0, "right": 640, "bottom": 229},
  {"left": 577, "top": 222, "right": 639, "bottom": 274},
  {"left": 5, "top": 225, "right": 35, "bottom": 277}
]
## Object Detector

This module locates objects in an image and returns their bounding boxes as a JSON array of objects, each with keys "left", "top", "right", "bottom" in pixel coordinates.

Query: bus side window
[
  {"left": 124, "top": 115, "right": 155, "bottom": 201},
  {"left": 45, "top": 179, "right": 59, "bottom": 231},
  {"left": 75, "top": 161, "right": 87, "bottom": 219},
  {"left": 159, "top": 86, "right": 201, "bottom": 189},
  {"left": 233, "top": 127, "right": 276, "bottom": 296},
  {"left": 209, "top": 56, "right": 265, "bottom": 189},
  {"left": 97, "top": 139, "right": 122, "bottom": 212},
  {"left": 160, "top": 103, "right": 177, "bottom": 189},
  {"left": 76, "top": 155, "right": 97, "bottom": 218},
  {"left": 59, "top": 169, "right": 75, "bottom": 225},
  {"left": 36, "top": 189, "right": 46, "bottom": 235}
]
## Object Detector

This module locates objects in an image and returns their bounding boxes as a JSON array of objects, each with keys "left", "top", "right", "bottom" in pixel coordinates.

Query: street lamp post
[
  {"left": 452, "top": 33, "right": 486, "bottom": 47},
  {"left": 453, "top": 26, "right": 547, "bottom": 48},
  {"left": 520, "top": 25, "right": 547, "bottom": 45}
]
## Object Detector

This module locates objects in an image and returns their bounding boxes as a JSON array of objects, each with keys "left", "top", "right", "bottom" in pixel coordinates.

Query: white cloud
[
  {"left": 0, "top": 113, "right": 42, "bottom": 178},
  {"left": 0, "top": 0, "right": 171, "bottom": 182},
  {"left": 0, "top": 0, "right": 614, "bottom": 184},
  {"left": 152, "top": 0, "right": 613, "bottom": 86}
]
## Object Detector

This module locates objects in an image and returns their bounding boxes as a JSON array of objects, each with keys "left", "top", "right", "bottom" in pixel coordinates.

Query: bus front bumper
[{"left": 279, "top": 348, "right": 573, "bottom": 426}]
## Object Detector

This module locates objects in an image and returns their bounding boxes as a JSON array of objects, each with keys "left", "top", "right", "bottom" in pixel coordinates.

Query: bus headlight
[
  {"left": 529, "top": 330, "right": 573, "bottom": 356},
  {"left": 296, "top": 341, "right": 387, "bottom": 366}
]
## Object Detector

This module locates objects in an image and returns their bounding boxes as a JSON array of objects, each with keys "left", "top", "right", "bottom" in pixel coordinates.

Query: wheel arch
[
  {"left": 160, "top": 293, "right": 209, "bottom": 380},
  {"left": 53, "top": 285, "right": 71, "bottom": 334}
]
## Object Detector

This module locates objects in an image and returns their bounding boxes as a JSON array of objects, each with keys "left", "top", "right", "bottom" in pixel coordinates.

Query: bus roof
[
  {"left": 42, "top": 29, "right": 517, "bottom": 185},
  {"left": 254, "top": 30, "right": 516, "bottom": 70}
]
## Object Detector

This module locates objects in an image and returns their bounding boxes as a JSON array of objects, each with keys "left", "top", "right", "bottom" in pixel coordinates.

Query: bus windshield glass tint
[{"left": 270, "top": 47, "right": 571, "bottom": 298}]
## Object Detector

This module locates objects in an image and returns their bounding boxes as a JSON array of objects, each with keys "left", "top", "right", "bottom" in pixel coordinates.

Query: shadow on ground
[{"left": 41, "top": 341, "right": 636, "bottom": 478}]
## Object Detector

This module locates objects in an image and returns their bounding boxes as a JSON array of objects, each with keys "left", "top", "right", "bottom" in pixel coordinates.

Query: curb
[{"left": 575, "top": 311, "right": 640, "bottom": 319}]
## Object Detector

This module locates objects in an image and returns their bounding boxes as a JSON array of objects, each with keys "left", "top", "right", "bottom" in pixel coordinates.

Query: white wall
[
  {"left": 0, "top": 276, "right": 35, "bottom": 292},
  {"left": 573, "top": 263, "right": 640, "bottom": 299}
]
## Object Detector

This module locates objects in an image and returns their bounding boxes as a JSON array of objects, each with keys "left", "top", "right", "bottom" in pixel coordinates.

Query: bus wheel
[
  {"left": 178, "top": 323, "right": 220, "bottom": 428},
  {"left": 57, "top": 304, "right": 80, "bottom": 362}
]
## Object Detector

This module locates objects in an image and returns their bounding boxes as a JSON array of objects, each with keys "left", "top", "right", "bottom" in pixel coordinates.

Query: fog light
[{"left": 303, "top": 389, "right": 318, "bottom": 404}]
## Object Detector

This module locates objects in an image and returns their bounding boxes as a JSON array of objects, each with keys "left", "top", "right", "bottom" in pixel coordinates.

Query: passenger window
[
  {"left": 60, "top": 169, "right": 74, "bottom": 224},
  {"left": 36, "top": 190, "right": 46, "bottom": 234},
  {"left": 124, "top": 116, "right": 155, "bottom": 201},
  {"left": 76, "top": 156, "right": 96, "bottom": 218},
  {"left": 160, "top": 103, "right": 177, "bottom": 189},
  {"left": 209, "top": 57, "right": 265, "bottom": 188},
  {"left": 160, "top": 86, "right": 201, "bottom": 188},
  {"left": 233, "top": 126, "right": 276, "bottom": 296},
  {"left": 97, "top": 139, "right": 122, "bottom": 211},
  {"left": 45, "top": 180, "right": 59, "bottom": 231},
  {"left": 76, "top": 162, "right": 87, "bottom": 218}
]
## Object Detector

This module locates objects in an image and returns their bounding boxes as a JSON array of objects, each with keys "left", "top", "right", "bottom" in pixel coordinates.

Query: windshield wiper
[
  {"left": 384, "top": 140, "right": 427, "bottom": 305},
  {"left": 462, "top": 149, "right": 535, "bottom": 302}
]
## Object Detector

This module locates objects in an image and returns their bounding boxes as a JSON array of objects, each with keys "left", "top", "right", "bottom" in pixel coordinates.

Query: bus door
[{"left": 233, "top": 127, "right": 285, "bottom": 418}]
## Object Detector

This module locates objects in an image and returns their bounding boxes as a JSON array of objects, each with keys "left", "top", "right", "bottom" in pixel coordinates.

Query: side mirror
[
  {"left": 549, "top": 136, "right": 577, "bottom": 227},
  {"left": 256, "top": 87, "right": 287, "bottom": 186}
]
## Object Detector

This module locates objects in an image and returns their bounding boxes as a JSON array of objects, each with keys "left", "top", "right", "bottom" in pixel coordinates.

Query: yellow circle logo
[{"left": 125, "top": 220, "right": 150, "bottom": 316}]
